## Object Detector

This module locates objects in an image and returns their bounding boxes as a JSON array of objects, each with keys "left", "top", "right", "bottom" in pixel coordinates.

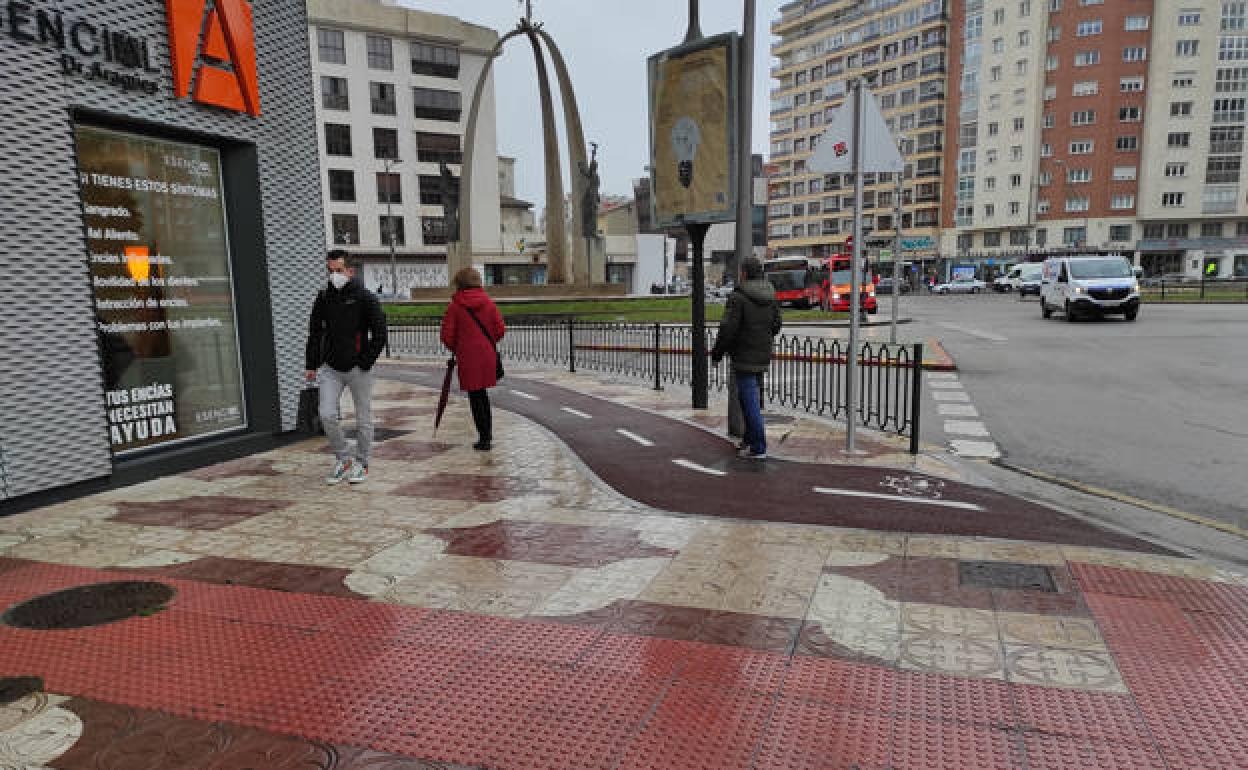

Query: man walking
[
  {"left": 305, "top": 250, "right": 388, "bottom": 484},
  {"left": 711, "top": 257, "right": 782, "bottom": 459}
]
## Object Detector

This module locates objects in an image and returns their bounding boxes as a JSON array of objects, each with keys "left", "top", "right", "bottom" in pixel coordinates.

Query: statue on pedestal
[
  {"left": 439, "top": 161, "right": 460, "bottom": 243},
  {"left": 579, "top": 142, "right": 601, "bottom": 238}
]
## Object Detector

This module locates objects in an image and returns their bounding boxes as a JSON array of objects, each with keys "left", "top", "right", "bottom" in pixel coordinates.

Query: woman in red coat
[{"left": 440, "top": 268, "right": 506, "bottom": 450}]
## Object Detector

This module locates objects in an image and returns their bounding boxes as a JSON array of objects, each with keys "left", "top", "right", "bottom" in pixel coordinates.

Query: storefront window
[{"left": 75, "top": 126, "right": 246, "bottom": 454}]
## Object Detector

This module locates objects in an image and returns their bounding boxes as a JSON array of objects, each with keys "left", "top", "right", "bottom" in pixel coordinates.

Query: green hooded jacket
[{"left": 711, "top": 279, "right": 783, "bottom": 374}]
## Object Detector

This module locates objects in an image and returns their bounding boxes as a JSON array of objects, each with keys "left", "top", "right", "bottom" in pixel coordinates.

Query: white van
[{"left": 1040, "top": 255, "right": 1140, "bottom": 321}]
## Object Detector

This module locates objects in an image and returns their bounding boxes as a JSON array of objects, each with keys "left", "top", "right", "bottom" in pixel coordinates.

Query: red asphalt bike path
[{"left": 377, "top": 364, "right": 1173, "bottom": 556}]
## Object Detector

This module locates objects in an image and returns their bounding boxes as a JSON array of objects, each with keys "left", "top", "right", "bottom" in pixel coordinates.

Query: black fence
[
  {"left": 1139, "top": 278, "right": 1248, "bottom": 303},
  {"left": 387, "top": 320, "right": 924, "bottom": 453}
]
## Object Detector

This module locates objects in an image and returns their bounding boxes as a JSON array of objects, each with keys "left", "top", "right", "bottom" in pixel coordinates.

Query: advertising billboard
[
  {"left": 75, "top": 125, "right": 246, "bottom": 454},
  {"left": 647, "top": 32, "right": 739, "bottom": 227}
]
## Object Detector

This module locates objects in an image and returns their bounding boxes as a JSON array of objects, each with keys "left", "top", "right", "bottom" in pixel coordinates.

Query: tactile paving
[
  {"left": 890, "top": 717, "right": 1022, "bottom": 770},
  {"left": 893, "top": 668, "right": 1018, "bottom": 728},
  {"left": 1013, "top": 683, "right": 1151, "bottom": 743},
  {"left": 615, "top": 683, "right": 775, "bottom": 770},
  {"left": 1024, "top": 733, "right": 1167, "bottom": 770},
  {"left": 754, "top": 698, "right": 892, "bottom": 770}
]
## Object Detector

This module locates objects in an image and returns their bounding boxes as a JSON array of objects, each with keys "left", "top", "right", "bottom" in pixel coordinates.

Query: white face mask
[{"left": 328, "top": 273, "right": 349, "bottom": 290}]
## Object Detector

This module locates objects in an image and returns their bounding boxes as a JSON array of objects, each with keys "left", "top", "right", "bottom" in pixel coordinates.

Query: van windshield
[
  {"left": 1069, "top": 259, "right": 1132, "bottom": 279},
  {"left": 1020, "top": 264, "right": 1043, "bottom": 279}
]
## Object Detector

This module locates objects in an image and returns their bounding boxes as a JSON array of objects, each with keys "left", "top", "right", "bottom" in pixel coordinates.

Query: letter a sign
[{"left": 166, "top": 0, "right": 261, "bottom": 116}]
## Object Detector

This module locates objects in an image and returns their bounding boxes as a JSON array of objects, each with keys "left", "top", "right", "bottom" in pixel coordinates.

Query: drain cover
[
  {"left": 2, "top": 581, "right": 175, "bottom": 630},
  {"left": 0, "top": 677, "right": 43, "bottom": 706},
  {"left": 958, "top": 561, "right": 1057, "bottom": 593}
]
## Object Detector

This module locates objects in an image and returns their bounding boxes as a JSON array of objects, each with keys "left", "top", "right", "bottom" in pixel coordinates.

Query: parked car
[
  {"left": 993, "top": 266, "right": 1019, "bottom": 292},
  {"left": 1141, "top": 272, "right": 1191, "bottom": 287},
  {"left": 1016, "top": 263, "right": 1044, "bottom": 297},
  {"left": 933, "top": 278, "right": 987, "bottom": 294},
  {"left": 876, "top": 277, "right": 911, "bottom": 295},
  {"left": 1040, "top": 255, "right": 1139, "bottom": 321}
]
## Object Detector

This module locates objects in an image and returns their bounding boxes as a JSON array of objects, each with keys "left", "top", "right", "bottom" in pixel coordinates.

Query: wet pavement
[{"left": 1, "top": 361, "right": 1246, "bottom": 769}]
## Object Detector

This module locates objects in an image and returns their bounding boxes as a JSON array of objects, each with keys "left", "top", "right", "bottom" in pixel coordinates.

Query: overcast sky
[{"left": 398, "top": 0, "right": 784, "bottom": 207}]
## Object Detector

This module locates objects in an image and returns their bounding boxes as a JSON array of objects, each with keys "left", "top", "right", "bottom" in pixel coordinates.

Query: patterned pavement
[{"left": 1, "top": 363, "right": 1246, "bottom": 769}]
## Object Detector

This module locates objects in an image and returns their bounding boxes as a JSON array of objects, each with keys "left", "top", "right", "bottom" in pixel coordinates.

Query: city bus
[{"left": 763, "top": 256, "right": 823, "bottom": 307}]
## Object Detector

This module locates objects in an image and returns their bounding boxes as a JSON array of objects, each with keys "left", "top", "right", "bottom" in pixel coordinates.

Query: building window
[
  {"left": 1037, "top": 200, "right": 1051, "bottom": 213},
  {"left": 1202, "top": 222, "right": 1224, "bottom": 237},
  {"left": 1046, "top": 54, "right": 1059, "bottom": 71},
  {"left": 1165, "top": 162, "right": 1187, "bottom": 177},
  {"left": 422, "top": 217, "right": 448, "bottom": 245},
  {"left": 1173, "top": 75, "right": 1196, "bottom": 88},
  {"left": 1010, "top": 173, "right": 1023, "bottom": 188},
  {"left": 1044, "top": 113, "right": 1055, "bottom": 128},
  {"left": 1239, "top": 222, "right": 1248, "bottom": 235},
  {"left": 1016, "top": 59, "right": 1028, "bottom": 75},
  {"left": 1119, "top": 106, "right": 1141, "bottom": 122},
  {"left": 1010, "top": 230, "right": 1028, "bottom": 245},
  {"left": 325, "top": 123, "right": 351, "bottom": 156},
  {"left": 1170, "top": 101, "right": 1194, "bottom": 117},
  {"left": 376, "top": 173, "right": 402, "bottom": 204},
  {"left": 1210, "top": 126, "right": 1245, "bottom": 154},
  {"left": 328, "top": 170, "right": 355, "bottom": 202},
  {"left": 317, "top": 28, "right": 345, "bottom": 64},
  {"left": 331, "top": 214, "right": 359, "bottom": 245},
  {"left": 1143, "top": 223, "right": 1165, "bottom": 239},
  {"left": 367, "top": 35, "right": 393, "bottom": 70},
  {"left": 1019, "top": 30, "right": 1031, "bottom": 46},
  {"left": 1066, "top": 197, "right": 1090, "bottom": 212},
  {"left": 1074, "top": 50, "right": 1100, "bottom": 66},
  {"left": 984, "top": 231, "right": 1001, "bottom": 247},
  {"left": 1010, "top": 145, "right": 1023, "bottom": 161},
  {"left": 1214, "top": 97, "right": 1247, "bottom": 123},
  {"left": 1072, "top": 110, "right": 1096, "bottom": 126},
  {"left": 1220, "top": 37, "right": 1248, "bottom": 61},
  {"left": 1178, "top": 12, "right": 1201, "bottom": 26},
  {"left": 1066, "top": 168, "right": 1091, "bottom": 184},
  {"left": 1063, "top": 226, "right": 1086, "bottom": 244},
  {"left": 1111, "top": 194, "right": 1135, "bottom": 209},
  {"left": 1109, "top": 225, "right": 1132, "bottom": 241},
  {"left": 1168, "top": 223, "right": 1190, "bottom": 237},
  {"left": 957, "top": 234, "right": 973, "bottom": 250},
  {"left": 1206, "top": 156, "right": 1243, "bottom": 184},
  {"left": 1216, "top": 67, "right": 1248, "bottom": 92},
  {"left": 988, "top": 122, "right": 1000, "bottom": 137},
  {"left": 320, "top": 76, "right": 348, "bottom": 110},
  {"left": 1048, "top": 25, "right": 1061, "bottom": 42},
  {"left": 985, "top": 203, "right": 996, "bottom": 218},
  {"left": 1009, "top": 201, "right": 1021, "bottom": 215},
  {"left": 1176, "top": 40, "right": 1200, "bottom": 57},
  {"left": 1076, "top": 20, "right": 1102, "bottom": 36},
  {"left": 1070, "top": 140, "right": 1093, "bottom": 154},
  {"left": 411, "top": 42, "right": 460, "bottom": 77},
  {"left": 985, "top": 176, "right": 997, "bottom": 191},
  {"left": 419, "top": 174, "right": 458, "bottom": 206},
  {"left": 991, "top": 65, "right": 1002, "bottom": 82},
  {"left": 379, "top": 216, "right": 405, "bottom": 246},
  {"left": 373, "top": 128, "right": 398, "bottom": 160},
  {"left": 1013, "top": 117, "right": 1025, "bottom": 132},
  {"left": 370, "top": 82, "right": 396, "bottom": 115},
  {"left": 1046, "top": 85, "right": 1057, "bottom": 100},
  {"left": 1125, "top": 15, "right": 1150, "bottom": 30},
  {"left": 412, "top": 87, "right": 462, "bottom": 122},
  {"left": 1073, "top": 80, "right": 1098, "bottom": 96},
  {"left": 1168, "top": 132, "right": 1192, "bottom": 147},
  {"left": 1161, "top": 192, "right": 1185, "bottom": 207},
  {"left": 1123, "top": 47, "right": 1148, "bottom": 62},
  {"left": 1120, "top": 77, "right": 1144, "bottom": 92},
  {"left": 1225, "top": 2, "right": 1248, "bottom": 31},
  {"left": 1112, "top": 166, "right": 1137, "bottom": 181},
  {"left": 1036, "top": 227, "right": 1047, "bottom": 245}
]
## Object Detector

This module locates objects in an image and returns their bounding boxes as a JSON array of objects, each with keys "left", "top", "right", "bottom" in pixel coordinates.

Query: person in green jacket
[{"left": 711, "top": 257, "right": 783, "bottom": 459}]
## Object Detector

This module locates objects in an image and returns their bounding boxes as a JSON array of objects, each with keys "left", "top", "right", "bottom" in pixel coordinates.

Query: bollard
[{"left": 653, "top": 323, "right": 662, "bottom": 391}]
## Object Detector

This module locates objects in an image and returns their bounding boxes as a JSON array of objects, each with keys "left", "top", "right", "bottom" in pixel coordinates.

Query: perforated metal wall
[{"left": 0, "top": 0, "right": 324, "bottom": 501}]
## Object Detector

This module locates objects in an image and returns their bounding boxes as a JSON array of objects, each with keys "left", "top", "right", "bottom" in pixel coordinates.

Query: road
[{"left": 862, "top": 293, "right": 1248, "bottom": 533}]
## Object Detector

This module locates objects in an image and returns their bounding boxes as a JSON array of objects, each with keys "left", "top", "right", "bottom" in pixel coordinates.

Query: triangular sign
[{"left": 809, "top": 89, "right": 904, "bottom": 174}]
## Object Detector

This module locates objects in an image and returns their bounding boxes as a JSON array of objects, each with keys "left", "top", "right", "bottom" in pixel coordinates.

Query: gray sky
[{"left": 399, "top": 0, "right": 783, "bottom": 207}]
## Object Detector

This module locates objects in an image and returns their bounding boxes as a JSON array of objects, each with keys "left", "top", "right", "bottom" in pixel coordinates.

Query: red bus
[{"left": 763, "top": 257, "right": 823, "bottom": 307}]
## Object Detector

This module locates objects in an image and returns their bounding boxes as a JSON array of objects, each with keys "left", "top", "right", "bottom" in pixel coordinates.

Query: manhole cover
[
  {"left": 0, "top": 677, "right": 43, "bottom": 706},
  {"left": 2, "top": 581, "right": 175, "bottom": 630},
  {"left": 958, "top": 562, "right": 1057, "bottom": 593}
]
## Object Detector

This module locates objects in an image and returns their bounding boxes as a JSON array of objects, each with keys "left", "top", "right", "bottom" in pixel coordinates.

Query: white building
[{"left": 307, "top": 0, "right": 502, "bottom": 294}]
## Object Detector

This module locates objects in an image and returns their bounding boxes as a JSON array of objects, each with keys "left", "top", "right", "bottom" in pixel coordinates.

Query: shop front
[{"left": 1, "top": 0, "right": 322, "bottom": 503}]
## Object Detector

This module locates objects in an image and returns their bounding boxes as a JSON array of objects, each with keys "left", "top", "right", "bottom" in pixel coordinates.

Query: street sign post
[{"left": 810, "top": 82, "right": 903, "bottom": 453}]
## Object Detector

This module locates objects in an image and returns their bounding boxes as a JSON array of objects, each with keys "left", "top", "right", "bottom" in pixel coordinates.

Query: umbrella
[{"left": 433, "top": 357, "right": 456, "bottom": 437}]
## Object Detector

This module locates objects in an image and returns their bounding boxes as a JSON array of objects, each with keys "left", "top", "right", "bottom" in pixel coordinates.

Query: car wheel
[
  {"left": 1065, "top": 301, "right": 1077, "bottom": 322},
  {"left": 1041, "top": 299, "right": 1052, "bottom": 318},
  {"left": 1125, "top": 307, "right": 1139, "bottom": 321}
]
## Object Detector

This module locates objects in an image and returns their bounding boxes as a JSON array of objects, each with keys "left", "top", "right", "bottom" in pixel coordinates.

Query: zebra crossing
[{"left": 926, "top": 372, "right": 1001, "bottom": 459}]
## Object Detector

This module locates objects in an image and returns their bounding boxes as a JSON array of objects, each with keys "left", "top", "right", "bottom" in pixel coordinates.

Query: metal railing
[
  {"left": 387, "top": 320, "right": 924, "bottom": 453},
  {"left": 1140, "top": 278, "right": 1248, "bottom": 302}
]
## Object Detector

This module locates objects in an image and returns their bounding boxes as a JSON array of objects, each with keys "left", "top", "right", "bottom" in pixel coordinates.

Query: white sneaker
[
  {"left": 326, "top": 459, "right": 352, "bottom": 485},
  {"left": 737, "top": 447, "right": 767, "bottom": 460},
  {"left": 347, "top": 464, "right": 369, "bottom": 484}
]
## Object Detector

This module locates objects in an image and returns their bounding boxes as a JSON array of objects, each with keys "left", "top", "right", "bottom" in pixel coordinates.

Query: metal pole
[
  {"left": 685, "top": 0, "right": 702, "bottom": 44},
  {"left": 688, "top": 222, "right": 710, "bottom": 409},
  {"left": 733, "top": 0, "right": 756, "bottom": 282},
  {"left": 909, "top": 342, "right": 923, "bottom": 455},
  {"left": 846, "top": 79, "right": 865, "bottom": 453},
  {"left": 891, "top": 162, "right": 903, "bottom": 345},
  {"left": 385, "top": 157, "right": 402, "bottom": 298},
  {"left": 568, "top": 319, "right": 576, "bottom": 372},
  {"left": 654, "top": 322, "right": 663, "bottom": 390}
]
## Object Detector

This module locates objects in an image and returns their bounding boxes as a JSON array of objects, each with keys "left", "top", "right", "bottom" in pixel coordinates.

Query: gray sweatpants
[{"left": 318, "top": 365, "right": 374, "bottom": 466}]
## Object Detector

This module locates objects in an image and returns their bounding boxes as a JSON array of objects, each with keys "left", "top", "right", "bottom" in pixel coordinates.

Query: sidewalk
[{"left": 1, "top": 363, "right": 1245, "bottom": 769}]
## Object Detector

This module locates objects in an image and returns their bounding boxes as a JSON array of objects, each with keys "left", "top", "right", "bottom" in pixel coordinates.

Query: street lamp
[{"left": 382, "top": 156, "right": 403, "bottom": 297}]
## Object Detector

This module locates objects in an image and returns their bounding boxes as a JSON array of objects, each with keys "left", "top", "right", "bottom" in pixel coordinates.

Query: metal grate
[{"left": 958, "top": 561, "right": 1058, "bottom": 592}]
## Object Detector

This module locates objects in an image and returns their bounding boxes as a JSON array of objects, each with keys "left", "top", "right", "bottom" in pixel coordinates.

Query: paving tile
[
  {"left": 890, "top": 717, "right": 1022, "bottom": 770},
  {"left": 1004, "top": 644, "right": 1127, "bottom": 693},
  {"left": 754, "top": 699, "right": 892, "bottom": 770},
  {"left": 899, "top": 632, "right": 1006, "bottom": 680},
  {"left": 1024, "top": 733, "right": 1167, "bottom": 770},
  {"left": 614, "top": 683, "right": 773, "bottom": 770},
  {"left": 893, "top": 669, "right": 1017, "bottom": 728}
]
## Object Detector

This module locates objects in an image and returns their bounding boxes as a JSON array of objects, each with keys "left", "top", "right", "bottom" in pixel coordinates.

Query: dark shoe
[{"left": 473, "top": 440, "right": 492, "bottom": 451}]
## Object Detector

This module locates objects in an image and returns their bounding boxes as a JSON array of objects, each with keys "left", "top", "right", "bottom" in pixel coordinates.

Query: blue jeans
[{"left": 735, "top": 371, "right": 766, "bottom": 455}]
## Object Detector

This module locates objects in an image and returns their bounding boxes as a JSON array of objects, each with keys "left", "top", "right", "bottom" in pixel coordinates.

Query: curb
[{"left": 994, "top": 459, "right": 1248, "bottom": 540}]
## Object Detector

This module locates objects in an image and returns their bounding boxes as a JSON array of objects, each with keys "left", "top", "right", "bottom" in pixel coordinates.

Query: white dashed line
[
  {"left": 932, "top": 391, "right": 971, "bottom": 402},
  {"left": 560, "top": 407, "right": 593, "bottom": 419},
  {"left": 510, "top": 389, "right": 540, "bottom": 400},
  {"left": 928, "top": 380, "right": 965, "bottom": 390},
  {"left": 673, "top": 459, "right": 727, "bottom": 476},
  {"left": 937, "top": 403, "right": 980, "bottom": 417},
  {"left": 944, "top": 420, "right": 991, "bottom": 437},
  {"left": 936, "top": 322, "right": 1009, "bottom": 343},
  {"left": 949, "top": 440, "right": 1002, "bottom": 459},
  {"left": 616, "top": 429, "right": 655, "bottom": 447},
  {"left": 925, "top": 372, "right": 958, "bottom": 381},
  {"left": 813, "top": 487, "right": 986, "bottom": 511}
]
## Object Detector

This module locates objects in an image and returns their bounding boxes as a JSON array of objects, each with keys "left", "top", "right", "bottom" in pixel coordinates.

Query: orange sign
[{"left": 166, "top": 0, "right": 261, "bottom": 116}]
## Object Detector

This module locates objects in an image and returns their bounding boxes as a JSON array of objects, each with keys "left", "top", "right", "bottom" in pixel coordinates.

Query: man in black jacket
[
  {"left": 305, "top": 250, "right": 388, "bottom": 484},
  {"left": 711, "top": 257, "right": 783, "bottom": 459}
]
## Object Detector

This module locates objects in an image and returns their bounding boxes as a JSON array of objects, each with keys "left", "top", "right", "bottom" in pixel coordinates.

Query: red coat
[{"left": 440, "top": 288, "right": 506, "bottom": 392}]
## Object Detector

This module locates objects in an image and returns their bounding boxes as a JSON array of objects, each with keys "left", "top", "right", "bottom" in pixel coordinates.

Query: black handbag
[
  {"left": 464, "top": 307, "right": 504, "bottom": 380},
  {"left": 296, "top": 386, "right": 323, "bottom": 434}
]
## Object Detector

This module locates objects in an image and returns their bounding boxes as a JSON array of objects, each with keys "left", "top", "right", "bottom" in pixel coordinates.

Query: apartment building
[
  {"left": 768, "top": 0, "right": 949, "bottom": 264},
  {"left": 1137, "top": 0, "right": 1248, "bottom": 277},
  {"left": 308, "top": 0, "right": 502, "bottom": 294}
]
